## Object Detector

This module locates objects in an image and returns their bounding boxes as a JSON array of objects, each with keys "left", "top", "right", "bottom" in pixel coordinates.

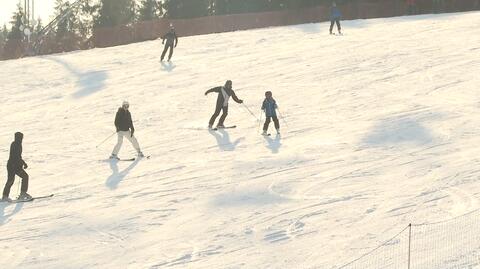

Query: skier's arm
[
  {"left": 261, "top": 100, "right": 266, "bottom": 110},
  {"left": 205, "top": 87, "right": 220, "bottom": 96},
  {"left": 174, "top": 33, "right": 178, "bottom": 47},
  {"left": 114, "top": 110, "right": 121, "bottom": 132},
  {"left": 231, "top": 91, "right": 243, "bottom": 104},
  {"left": 161, "top": 33, "right": 166, "bottom": 44},
  {"left": 10, "top": 143, "right": 26, "bottom": 168}
]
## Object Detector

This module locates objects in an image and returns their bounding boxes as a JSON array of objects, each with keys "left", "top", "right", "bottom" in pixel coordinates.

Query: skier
[
  {"left": 2, "top": 132, "right": 31, "bottom": 202},
  {"left": 110, "top": 101, "right": 144, "bottom": 160},
  {"left": 205, "top": 80, "right": 243, "bottom": 129},
  {"left": 261, "top": 91, "right": 280, "bottom": 135},
  {"left": 329, "top": 2, "right": 342, "bottom": 35},
  {"left": 160, "top": 26, "right": 178, "bottom": 62}
]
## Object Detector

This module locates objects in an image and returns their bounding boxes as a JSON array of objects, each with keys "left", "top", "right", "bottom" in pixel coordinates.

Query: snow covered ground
[{"left": 1, "top": 11, "right": 480, "bottom": 269}]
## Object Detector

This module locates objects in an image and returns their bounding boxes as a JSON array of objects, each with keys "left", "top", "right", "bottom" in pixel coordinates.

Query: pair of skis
[
  {"left": 209, "top": 125, "right": 236, "bottom": 131},
  {"left": 110, "top": 155, "right": 151, "bottom": 162}
]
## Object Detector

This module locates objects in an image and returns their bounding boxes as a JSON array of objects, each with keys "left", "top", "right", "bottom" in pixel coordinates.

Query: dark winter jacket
[
  {"left": 162, "top": 31, "right": 178, "bottom": 47},
  {"left": 115, "top": 108, "right": 134, "bottom": 132},
  {"left": 205, "top": 86, "right": 242, "bottom": 107},
  {"left": 330, "top": 6, "right": 341, "bottom": 19},
  {"left": 262, "top": 98, "right": 278, "bottom": 117},
  {"left": 7, "top": 134, "right": 26, "bottom": 170}
]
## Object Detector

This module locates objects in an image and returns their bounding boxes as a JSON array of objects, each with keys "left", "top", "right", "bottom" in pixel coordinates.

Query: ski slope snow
[{"left": 1, "top": 11, "right": 480, "bottom": 269}]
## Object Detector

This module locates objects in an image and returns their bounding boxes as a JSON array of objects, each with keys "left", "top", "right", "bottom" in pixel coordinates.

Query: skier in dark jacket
[
  {"left": 330, "top": 2, "right": 342, "bottom": 35},
  {"left": 261, "top": 91, "right": 280, "bottom": 135},
  {"left": 205, "top": 80, "right": 243, "bottom": 129},
  {"left": 2, "top": 132, "right": 31, "bottom": 202},
  {"left": 160, "top": 27, "right": 178, "bottom": 61},
  {"left": 110, "top": 101, "right": 144, "bottom": 159}
]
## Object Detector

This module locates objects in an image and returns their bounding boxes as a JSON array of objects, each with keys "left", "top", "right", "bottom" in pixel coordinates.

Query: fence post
[{"left": 408, "top": 223, "right": 412, "bottom": 269}]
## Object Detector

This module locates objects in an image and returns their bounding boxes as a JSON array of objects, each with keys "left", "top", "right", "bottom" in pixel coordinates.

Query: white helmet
[{"left": 122, "top": 100, "right": 129, "bottom": 109}]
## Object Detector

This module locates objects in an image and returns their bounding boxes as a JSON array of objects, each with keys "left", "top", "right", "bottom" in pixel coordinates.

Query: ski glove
[
  {"left": 23, "top": 162, "right": 28, "bottom": 169},
  {"left": 238, "top": 99, "right": 244, "bottom": 104}
]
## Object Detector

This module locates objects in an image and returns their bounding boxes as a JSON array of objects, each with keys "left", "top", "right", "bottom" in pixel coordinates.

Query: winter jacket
[
  {"left": 330, "top": 7, "right": 342, "bottom": 19},
  {"left": 7, "top": 139, "right": 26, "bottom": 170},
  {"left": 115, "top": 107, "right": 134, "bottom": 132},
  {"left": 262, "top": 98, "right": 278, "bottom": 117},
  {"left": 205, "top": 86, "right": 242, "bottom": 107},
  {"left": 162, "top": 31, "right": 178, "bottom": 47}
]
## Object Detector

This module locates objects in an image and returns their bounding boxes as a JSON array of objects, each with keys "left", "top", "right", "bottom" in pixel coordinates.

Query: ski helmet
[
  {"left": 265, "top": 91, "right": 272, "bottom": 98},
  {"left": 225, "top": 80, "right": 232, "bottom": 88},
  {"left": 122, "top": 101, "right": 129, "bottom": 109}
]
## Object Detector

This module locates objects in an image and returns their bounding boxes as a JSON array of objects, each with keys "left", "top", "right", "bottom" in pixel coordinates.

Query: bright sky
[{"left": 0, "top": 0, "right": 57, "bottom": 27}]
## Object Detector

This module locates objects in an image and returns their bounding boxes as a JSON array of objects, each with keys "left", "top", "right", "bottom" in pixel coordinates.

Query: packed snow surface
[{"left": 0, "top": 12, "right": 480, "bottom": 269}]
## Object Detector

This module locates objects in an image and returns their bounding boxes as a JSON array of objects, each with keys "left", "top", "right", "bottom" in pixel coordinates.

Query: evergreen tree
[
  {"left": 138, "top": 0, "right": 163, "bottom": 21},
  {"left": 95, "top": 0, "right": 136, "bottom": 27},
  {"left": 8, "top": 4, "right": 25, "bottom": 40}
]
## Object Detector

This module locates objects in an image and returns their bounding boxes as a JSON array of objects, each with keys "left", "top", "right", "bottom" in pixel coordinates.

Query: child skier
[
  {"left": 261, "top": 91, "right": 280, "bottom": 135},
  {"left": 205, "top": 80, "right": 243, "bottom": 129},
  {"left": 330, "top": 2, "right": 342, "bottom": 35},
  {"left": 2, "top": 132, "right": 31, "bottom": 202}
]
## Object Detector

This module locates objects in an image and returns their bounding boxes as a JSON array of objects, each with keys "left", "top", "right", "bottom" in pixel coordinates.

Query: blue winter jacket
[
  {"left": 262, "top": 98, "right": 278, "bottom": 117},
  {"left": 330, "top": 6, "right": 341, "bottom": 19}
]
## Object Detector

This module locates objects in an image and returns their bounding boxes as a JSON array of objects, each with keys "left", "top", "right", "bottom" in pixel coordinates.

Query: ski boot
[
  {"left": 262, "top": 130, "right": 268, "bottom": 136},
  {"left": 216, "top": 125, "right": 225, "bottom": 129},
  {"left": 1, "top": 196, "right": 12, "bottom": 203},
  {"left": 18, "top": 192, "right": 32, "bottom": 201},
  {"left": 109, "top": 154, "right": 120, "bottom": 160},
  {"left": 138, "top": 151, "right": 145, "bottom": 158},
  {"left": 276, "top": 129, "right": 280, "bottom": 135}
]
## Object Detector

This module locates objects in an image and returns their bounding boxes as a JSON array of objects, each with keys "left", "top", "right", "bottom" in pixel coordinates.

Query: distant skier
[
  {"left": 261, "top": 91, "right": 280, "bottom": 135},
  {"left": 2, "top": 132, "right": 31, "bottom": 202},
  {"left": 160, "top": 26, "right": 178, "bottom": 62},
  {"left": 205, "top": 80, "right": 243, "bottom": 129},
  {"left": 329, "top": 2, "right": 342, "bottom": 35},
  {"left": 110, "top": 101, "right": 144, "bottom": 159}
]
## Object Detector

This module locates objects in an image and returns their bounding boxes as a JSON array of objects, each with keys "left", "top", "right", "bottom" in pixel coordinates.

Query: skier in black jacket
[
  {"left": 205, "top": 80, "right": 243, "bottom": 129},
  {"left": 110, "top": 101, "right": 144, "bottom": 159},
  {"left": 160, "top": 27, "right": 178, "bottom": 61},
  {"left": 2, "top": 132, "right": 31, "bottom": 202}
]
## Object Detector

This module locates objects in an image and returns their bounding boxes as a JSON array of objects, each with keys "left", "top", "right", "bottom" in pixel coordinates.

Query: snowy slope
[{"left": 1, "top": 11, "right": 480, "bottom": 269}]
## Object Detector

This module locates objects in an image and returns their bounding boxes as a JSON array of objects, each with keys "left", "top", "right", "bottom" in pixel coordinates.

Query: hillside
[{"left": 1, "top": 12, "right": 480, "bottom": 268}]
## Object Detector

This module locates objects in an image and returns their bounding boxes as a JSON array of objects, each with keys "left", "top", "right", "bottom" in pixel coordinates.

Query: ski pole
[
  {"left": 258, "top": 110, "right": 264, "bottom": 134},
  {"left": 242, "top": 103, "right": 259, "bottom": 121},
  {"left": 277, "top": 107, "right": 289, "bottom": 129},
  {"left": 96, "top": 132, "right": 117, "bottom": 148}
]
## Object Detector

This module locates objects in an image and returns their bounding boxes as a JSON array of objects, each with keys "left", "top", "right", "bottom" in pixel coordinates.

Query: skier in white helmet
[{"left": 110, "top": 101, "right": 144, "bottom": 159}]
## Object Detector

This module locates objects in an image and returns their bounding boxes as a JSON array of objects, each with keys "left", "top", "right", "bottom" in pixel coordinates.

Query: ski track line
[{"left": 442, "top": 186, "right": 479, "bottom": 217}]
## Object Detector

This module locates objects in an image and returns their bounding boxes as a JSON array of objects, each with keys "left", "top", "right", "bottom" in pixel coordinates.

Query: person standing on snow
[
  {"left": 205, "top": 80, "right": 243, "bottom": 129},
  {"left": 160, "top": 26, "right": 178, "bottom": 62},
  {"left": 261, "top": 91, "right": 280, "bottom": 135},
  {"left": 2, "top": 132, "right": 31, "bottom": 202},
  {"left": 329, "top": 2, "right": 342, "bottom": 35},
  {"left": 110, "top": 101, "right": 144, "bottom": 159}
]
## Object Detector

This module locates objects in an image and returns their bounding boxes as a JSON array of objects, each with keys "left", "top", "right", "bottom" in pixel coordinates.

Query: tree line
[{"left": 0, "top": 0, "right": 336, "bottom": 58}]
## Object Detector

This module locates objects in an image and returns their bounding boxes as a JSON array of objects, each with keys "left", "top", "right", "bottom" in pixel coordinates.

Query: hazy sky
[{"left": 0, "top": 0, "right": 57, "bottom": 27}]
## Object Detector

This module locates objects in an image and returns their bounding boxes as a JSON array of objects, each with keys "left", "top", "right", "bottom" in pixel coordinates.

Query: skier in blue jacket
[
  {"left": 261, "top": 91, "right": 280, "bottom": 135},
  {"left": 329, "top": 2, "right": 342, "bottom": 35}
]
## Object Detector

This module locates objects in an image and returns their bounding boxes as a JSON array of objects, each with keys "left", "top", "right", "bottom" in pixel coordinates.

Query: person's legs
[
  {"left": 160, "top": 44, "right": 169, "bottom": 61},
  {"left": 218, "top": 106, "right": 229, "bottom": 127},
  {"left": 16, "top": 169, "right": 29, "bottom": 194},
  {"left": 2, "top": 169, "right": 16, "bottom": 199},
  {"left": 111, "top": 132, "right": 125, "bottom": 156},
  {"left": 272, "top": 116, "right": 280, "bottom": 131},
  {"left": 263, "top": 116, "right": 272, "bottom": 132},
  {"left": 168, "top": 44, "right": 174, "bottom": 61},
  {"left": 336, "top": 19, "right": 341, "bottom": 33},
  {"left": 329, "top": 20, "right": 335, "bottom": 34},
  {"left": 209, "top": 104, "right": 223, "bottom": 127},
  {"left": 125, "top": 131, "right": 141, "bottom": 153}
]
